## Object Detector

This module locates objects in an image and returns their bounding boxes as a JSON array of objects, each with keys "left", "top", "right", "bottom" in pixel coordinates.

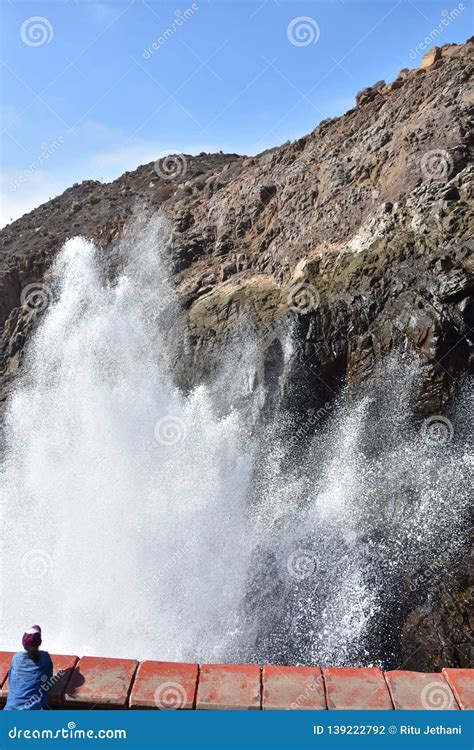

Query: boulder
[{"left": 419, "top": 46, "right": 441, "bottom": 69}]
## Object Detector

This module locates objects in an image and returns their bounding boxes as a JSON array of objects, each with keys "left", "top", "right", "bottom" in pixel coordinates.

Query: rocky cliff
[{"left": 1, "top": 40, "right": 473, "bottom": 670}]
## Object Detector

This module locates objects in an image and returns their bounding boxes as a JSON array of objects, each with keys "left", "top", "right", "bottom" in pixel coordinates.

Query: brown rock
[
  {"left": 385, "top": 79, "right": 405, "bottom": 92},
  {"left": 397, "top": 67, "right": 410, "bottom": 79},
  {"left": 419, "top": 46, "right": 441, "bottom": 69},
  {"left": 442, "top": 44, "right": 460, "bottom": 58}
]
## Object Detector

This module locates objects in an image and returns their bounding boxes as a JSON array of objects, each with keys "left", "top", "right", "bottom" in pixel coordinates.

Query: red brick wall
[{"left": 0, "top": 653, "right": 472, "bottom": 710}]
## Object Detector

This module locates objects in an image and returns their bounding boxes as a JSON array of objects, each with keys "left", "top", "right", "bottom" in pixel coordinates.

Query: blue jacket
[{"left": 4, "top": 651, "right": 53, "bottom": 710}]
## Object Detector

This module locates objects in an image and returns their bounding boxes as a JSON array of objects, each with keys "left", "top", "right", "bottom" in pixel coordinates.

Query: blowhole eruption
[{"left": 1, "top": 219, "right": 471, "bottom": 668}]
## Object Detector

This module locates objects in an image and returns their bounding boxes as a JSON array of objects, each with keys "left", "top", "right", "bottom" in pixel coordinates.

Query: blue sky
[{"left": 1, "top": 0, "right": 471, "bottom": 226}]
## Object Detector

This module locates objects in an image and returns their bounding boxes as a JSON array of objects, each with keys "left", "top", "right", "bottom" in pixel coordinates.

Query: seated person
[{"left": 4, "top": 625, "right": 53, "bottom": 710}]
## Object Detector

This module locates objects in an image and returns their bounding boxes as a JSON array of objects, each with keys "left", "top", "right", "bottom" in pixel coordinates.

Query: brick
[
  {"left": 196, "top": 664, "right": 261, "bottom": 710},
  {"left": 63, "top": 656, "right": 138, "bottom": 708},
  {"left": 323, "top": 667, "right": 393, "bottom": 710},
  {"left": 0, "top": 652, "right": 15, "bottom": 703},
  {"left": 443, "top": 668, "right": 474, "bottom": 710},
  {"left": 386, "top": 670, "right": 458, "bottom": 710},
  {"left": 129, "top": 661, "right": 198, "bottom": 709},
  {"left": 48, "top": 655, "right": 79, "bottom": 706},
  {"left": 0, "top": 652, "right": 14, "bottom": 688},
  {"left": 262, "top": 665, "right": 326, "bottom": 710}
]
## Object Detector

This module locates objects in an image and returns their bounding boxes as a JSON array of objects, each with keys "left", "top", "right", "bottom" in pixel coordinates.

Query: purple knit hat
[{"left": 22, "top": 625, "right": 42, "bottom": 650}]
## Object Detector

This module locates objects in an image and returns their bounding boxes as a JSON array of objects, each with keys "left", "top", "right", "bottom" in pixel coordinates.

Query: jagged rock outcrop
[{"left": 1, "top": 39, "right": 473, "bottom": 669}]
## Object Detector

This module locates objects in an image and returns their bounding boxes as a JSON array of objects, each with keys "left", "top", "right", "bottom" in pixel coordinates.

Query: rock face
[{"left": 1, "top": 40, "right": 473, "bottom": 669}]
